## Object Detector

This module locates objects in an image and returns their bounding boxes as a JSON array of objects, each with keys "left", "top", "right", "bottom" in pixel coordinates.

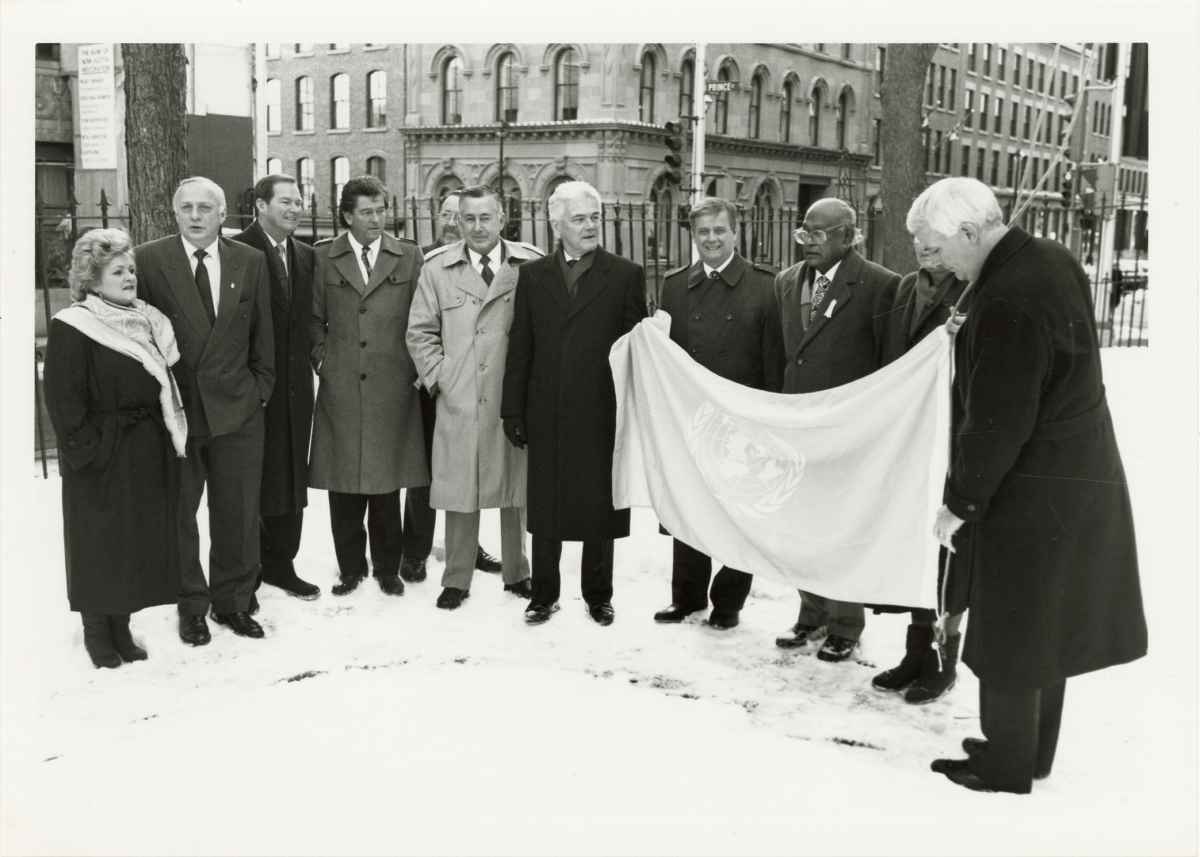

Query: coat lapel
[
  {"left": 483, "top": 241, "right": 519, "bottom": 305},
  {"left": 538, "top": 251, "right": 570, "bottom": 312},
  {"left": 329, "top": 234, "right": 366, "bottom": 296},
  {"left": 165, "top": 235, "right": 214, "bottom": 338},
  {"left": 567, "top": 248, "right": 612, "bottom": 320},
  {"left": 363, "top": 234, "right": 407, "bottom": 299},
  {"left": 439, "top": 243, "right": 489, "bottom": 303},
  {"left": 797, "top": 251, "right": 860, "bottom": 353},
  {"left": 205, "top": 238, "right": 246, "bottom": 353}
]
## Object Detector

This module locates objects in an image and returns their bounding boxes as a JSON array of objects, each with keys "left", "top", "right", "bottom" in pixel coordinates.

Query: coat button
[
  {"left": 690, "top": 347, "right": 698, "bottom": 354},
  {"left": 726, "top": 313, "right": 733, "bottom": 321},
  {"left": 479, "top": 363, "right": 486, "bottom": 371},
  {"left": 360, "top": 340, "right": 367, "bottom": 347},
  {"left": 796, "top": 357, "right": 805, "bottom": 365},
  {"left": 967, "top": 503, "right": 977, "bottom": 512},
  {"left": 693, "top": 313, "right": 701, "bottom": 321},
  {"left": 360, "top": 373, "right": 367, "bottom": 380},
  {"left": 359, "top": 306, "right": 367, "bottom": 314}
]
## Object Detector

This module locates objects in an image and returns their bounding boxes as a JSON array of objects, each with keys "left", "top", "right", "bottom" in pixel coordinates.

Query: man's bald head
[{"left": 797, "top": 197, "right": 859, "bottom": 273}]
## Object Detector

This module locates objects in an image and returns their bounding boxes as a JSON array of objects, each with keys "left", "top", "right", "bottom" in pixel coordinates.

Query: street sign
[{"left": 705, "top": 81, "right": 738, "bottom": 93}]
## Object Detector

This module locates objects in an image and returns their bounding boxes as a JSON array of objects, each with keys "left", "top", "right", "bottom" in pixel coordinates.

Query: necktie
[
  {"left": 480, "top": 254, "right": 493, "bottom": 286},
  {"left": 810, "top": 274, "right": 831, "bottom": 325},
  {"left": 276, "top": 242, "right": 291, "bottom": 299},
  {"left": 361, "top": 244, "right": 373, "bottom": 281},
  {"left": 193, "top": 248, "right": 216, "bottom": 324},
  {"left": 565, "top": 257, "right": 579, "bottom": 300},
  {"left": 709, "top": 269, "right": 720, "bottom": 280}
]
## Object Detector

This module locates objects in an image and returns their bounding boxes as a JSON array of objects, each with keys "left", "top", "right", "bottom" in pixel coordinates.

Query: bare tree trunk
[
  {"left": 879, "top": 44, "right": 937, "bottom": 274},
  {"left": 122, "top": 44, "right": 188, "bottom": 245}
]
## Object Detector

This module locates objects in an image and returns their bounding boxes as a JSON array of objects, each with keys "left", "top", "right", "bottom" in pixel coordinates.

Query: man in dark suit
[
  {"left": 501, "top": 180, "right": 647, "bottom": 626},
  {"left": 912, "top": 178, "right": 1146, "bottom": 794},
  {"left": 135, "top": 176, "right": 275, "bottom": 645},
  {"left": 233, "top": 174, "right": 319, "bottom": 603},
  {"left": 652, "top": 197, "right": 785, "bottom": 631},
  {"left": 773, "top": 197, "right": 899, "bottom": 662}
]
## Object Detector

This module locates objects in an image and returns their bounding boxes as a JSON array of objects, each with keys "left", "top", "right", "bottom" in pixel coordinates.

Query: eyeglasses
[{"left": 793, "top": 224, "right": 848, "bottom": 244}]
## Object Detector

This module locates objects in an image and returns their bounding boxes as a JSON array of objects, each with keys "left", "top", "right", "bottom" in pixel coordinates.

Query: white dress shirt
[
  {"left": 702, "top": 252, "right": 735, "bottom": 279},
  {"left": 467, "top": 244, "right": 503, "bottom": 279},
  {"left": 346, "top": 232, "right": 381, "bottom": 284},
  {"left": 181, "top": 236, "right": 222, "bottom": 313}
]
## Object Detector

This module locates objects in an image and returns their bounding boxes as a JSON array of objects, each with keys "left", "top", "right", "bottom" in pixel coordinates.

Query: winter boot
[
  {"left": 904, "top": 633, "right": 960, "bottom": 704},
  {"left": 109, "top": 614, "right": 148, "bottom": 662},
  {"left": 871, "top": 623, "right": 934, "bottom": 692},
  {"left": 81, "top": 613, "right": 121, "bottom": 669}
]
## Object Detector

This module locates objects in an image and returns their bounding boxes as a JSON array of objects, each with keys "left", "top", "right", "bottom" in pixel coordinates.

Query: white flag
[{"left": 610, "top": 311, "right": 952, "bottom": 608}]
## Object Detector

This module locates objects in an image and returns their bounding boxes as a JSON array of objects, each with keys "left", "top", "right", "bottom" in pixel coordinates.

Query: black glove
[{"left": 503, "top": 417, "right": 527, "bottom": 449}]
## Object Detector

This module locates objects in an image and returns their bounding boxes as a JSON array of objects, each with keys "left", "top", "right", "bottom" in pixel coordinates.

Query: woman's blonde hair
[{"left": 68, "top": 228, "right": 133, "bottom": 302}]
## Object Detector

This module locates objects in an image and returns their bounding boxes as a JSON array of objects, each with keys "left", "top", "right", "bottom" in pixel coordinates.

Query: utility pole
[
  {"left": 1098, "top": 43, "right": 1126, "bottom": 287},
  {"left": 689, "top": 43, "right": 707, "bottom": 264}
]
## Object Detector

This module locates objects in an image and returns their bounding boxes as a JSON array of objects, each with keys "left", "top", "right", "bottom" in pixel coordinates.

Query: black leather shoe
[
  {"left": 331, "top": 575, "right": 364, "bottom": 596},
  {"left": 587, "top": 602, "right": 615, "bottom": 626},
  {"left": 436, "top": 587, "right": 469, "bottom": 610},
  {"left": 109, "top": 615, "right": 148, "bottom": 662},
  {"left": 211, "top": 610, "right": 265, "bottom": 639},
  {"left": 503, "top": 578, "right": 533, "bottom": 598},
  {"left": 705, "top": 610, "right": 740, "bottom": 630},
  {"left": 524, "top": 602, "right": 560, "bottom": 625},
  {"left": 775, "top": 623, "right": 826, "bottom": 649},
  {"left": 961, "top": 738, "right": 1049, "bottom": 780},
  {"left": 475, "top": 546, "right": 502, "bottom": 573},
  {"left": 248, "top": 593, "right": 260, "bottom": 615},
  {"left": 178, "top": 614, "right": 212, "bottom": 646},
  {"left": 653, "top": 604, "right": 702, "bottom": 623},
  {"left": 931, "top": 758, "right": 1030, "bottom": 794},
  {"left": 265, "top": 575, "right": 320, "bottom": 600},
  {"left": 376, "top": 572, "right": 406, "bottom": 596},
  {"left": 817, "top": 634, "right": 859, "bottom": 662},
  {"left": 399, "top": 559, "right": 427, "bottom": 583}
]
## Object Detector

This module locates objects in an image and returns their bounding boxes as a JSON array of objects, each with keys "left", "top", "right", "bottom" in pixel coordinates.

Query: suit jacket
[
  {"left": 774, "top": 248, "right": 899, "bottom": 394},
  {"left": 880, "top": 268, "right": 969, "bottom": 366},
  {"left": 308, "top": 231, "right": 429, "bottom": 494},
  {"left": 659, "top": 254, "right": 785, "bottom": 392},
  {"left": 501, "top": 246, "right": 647, "bottom": 540},
  {"left": 232, "top": 221, "right": 315, "bottom": 514},
  {"left": 135, "top": 234, "right": 274, "bottom": 438}
]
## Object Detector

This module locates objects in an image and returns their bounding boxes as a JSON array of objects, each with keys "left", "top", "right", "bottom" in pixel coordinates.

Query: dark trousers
[
  {"left": 401, "top": 387, "right": 437, "bottom": 562},
  {"left": 531, "top": 536, "right": 613, "bottom": 607},
  {"left": 972, "top": 680, "right": 1067, "bottom": 792},
  {"left": 178, "top": 409, "right": 265, "bottom": 616},
  {"left": 259, "top": 509, "right": 304, "bottom": 587},
  {"left": 328, "top": 490, "right": 402, "bottom": 580},
  {"left": 671, "top": 539, "right": 752, "bottom": 613}
]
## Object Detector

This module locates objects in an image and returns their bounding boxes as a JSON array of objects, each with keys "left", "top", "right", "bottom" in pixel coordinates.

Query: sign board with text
[{"left": 77, "top": 43, "right": 117, "bottom": 170}]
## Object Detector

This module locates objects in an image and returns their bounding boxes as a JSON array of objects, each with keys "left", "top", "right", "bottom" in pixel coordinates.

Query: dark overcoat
[
  {"left": 233, "top": 221, "right": 314, "bottom": 515},
  {"left": 44, "top": 320, "right": 180, "bottom": 614},
  {"left": 945, "top": 226, "right": 1147, "bottom": 689},
  {"left": 501, "top": 247, "right": 647, "bottom": 540},
  {"left": 774, "top": 248, "right": 899, "bottom": 394},
  {"left": 659, "top": 254, "right": 786, "bottom": 392}
]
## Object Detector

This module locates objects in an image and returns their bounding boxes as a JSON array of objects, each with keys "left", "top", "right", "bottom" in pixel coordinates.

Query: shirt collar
[
  {"left": 180, "top": 235, "right": 220, "bottom": 259},
  {"left": 347, "top": 232, "right": 380, "bottom": 256},
  {"left": 813, "top": 259, "right": 841, "bottom": 284},
  {"left": 702, "top": 252, "right": 735, "bottom": 279},
  {"left": 467, "top": 243, "right": 503, "bottom": 268},
  {"left": 562, "top": 247, "right": 594, "bottom": 264}
]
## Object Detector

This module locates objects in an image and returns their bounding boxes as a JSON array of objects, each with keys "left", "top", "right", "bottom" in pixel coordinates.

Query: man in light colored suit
[
  {"left": 407, "top": 185, "right": 541, "bottom": 610},
  {"left": 135, "top": 176, "right": 275, "bottom": 645}
]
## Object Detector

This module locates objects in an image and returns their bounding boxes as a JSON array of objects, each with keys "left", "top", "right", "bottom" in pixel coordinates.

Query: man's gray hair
[
  {"left": 688, "top": 197, "right": 739, "bottom": 231},
  {"left": 173, "top": 176, "right": 227, "bottom": 213},
  {"left": 547, "top": 180, "right": 602, "bottom": 223},
  {"left": 907, "top": 177, "right": 1004, "bottom": 238}
]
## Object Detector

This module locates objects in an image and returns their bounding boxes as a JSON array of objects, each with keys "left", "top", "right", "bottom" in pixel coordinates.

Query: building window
[
  {"left": 1023, "top": 104, "right": 1032, "bottom": 139},
  {"left": 331, "top": 156, "right": 349, "bottom": 207},
  {"left": 960, "top": 144, "right": 970, "bottom": 176},
  {"left": 933, "top": 130, "right": 943, "bottom": 172},
  {"left": 874, "top": 47, "right": 885, "bottom": 93},
  {"left": 780, "top": 79, "right": 794, "bottom": 142},
  {"left": 1038, "top": 61, "right": 1046, "bottom": 92},
  {"left": 712, "top": 64, "right": 731, "bottom": 134},
  {"left": 976, "top": 146, "right": 986, "bottom": 180},
  {"left": 1007, "top": 152, "right": 1017, "bottom": 188},
  {"left": 1012, "top": 52, "right": 1022, "bottom": 86},
  {"left": 496, "top": 52, "right": 518, "bottom": 123},
  {"left": 1072, "top": 73, "right": 1079, "bottom": 95},
  {"left": 967, "top": 43, "right": 977, "bottom": 72},
  {"left": 923, "top": 128, "right": 932, "bottom": 171},
  {"left": 836, "top": 87, "right": 852, "bottom": 149},
  {"left": 366, "top": 155, "right": 385, "bottom": 184},
  {"left": 943, "top": 137, "right": 952, "bottom": 174},
  {"left": 679, "top": 56, "right": 694, "bottom": 119},
  {"left": 873, "top": 119, "right": 882, "bottom": 165},
  {"left": 265, "top": 43, "right": 280, "bottom": 59},
  {"left": 265, "top": 78, "right": 281, "bottom": 134},
  {"left": 994, "top": 96, "right": 1004, "bottom": 133},
  {"left": 266, "top": 157, "right": 282, "bottom": 175},
  {"left": 841, "top": 44, "right": 852, "bottom": 60},
  {"left": 926, "top": 63, "right": 935, "bottom": 105},
  {"left": 328, "top": 43, "right": 349, "bottom": 52},
  {"left": 948, "top": 69, "right": 957, "bottom": 109},
  {"left": 367, "top": 70, "right": 386, "bottom": 128},
  {"left": 639, "top": 52, "right": 656, "bottom": 123},
  {"left": 937, "top": 65, "right": 946, "bottom": 107},
  {"left": 294, "top": 76, "right": 313, "bottom": 131},
  {"left": 963, "top": 89, "right": 974, "bottom": 129},
  {"left": 815, "top": 44, "right": 826, "bottom": 53},
  {"left": 997, "top": 47, "right": 1006, "bottom": 80},
  {"left": 979, "top": 93, "right": 989, "bottom": 133},
  {"left": 1060, "top": 69, "right": 1068, "bottom": 99},
  {"left": 1026, "top": 57, "right": 1034, "bottom": 89},
  {"left": 809, "top": 81, "right": 824, "bottom": 146},
  {"left": 554, "top": 47, "right": 580, "bottom": 121},
  {"left": 296, "top": 157, "right": 314, "bottom": 206},
  {"left": 294, "top": 43, "right": 313, "bottom": 55},
  {"left": 1010, "top": 101, "right": 1019, "bottom": 136},
  {"left": 982, "top": 43, "right": 992, "bottom": 77},
  {"left": 442, "top": 55, "right": 464, "bottom": 124},
  {"left": 330, "top": 73, "right": 349, "bottom": 129},
  {"left": 748, "top": 72, "right": 763, "bottom": 139}
]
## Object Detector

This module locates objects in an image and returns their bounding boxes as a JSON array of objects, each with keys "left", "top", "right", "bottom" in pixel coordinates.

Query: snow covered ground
[{"left": 1, "top": 348, "right": 1195, "bottom": 856}]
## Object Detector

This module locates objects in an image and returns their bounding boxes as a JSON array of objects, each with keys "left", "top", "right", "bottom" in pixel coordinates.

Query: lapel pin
[{"left": 824, "top": 299, "right": 837, "bottom": 319}]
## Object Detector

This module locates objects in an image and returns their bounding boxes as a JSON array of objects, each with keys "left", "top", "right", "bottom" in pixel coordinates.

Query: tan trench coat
[
  {"left": 406, "top": 239, "right": 542, "bottom": 512},
  {"left": 309, "top": 232, "right": 429, "bottom": 494}
]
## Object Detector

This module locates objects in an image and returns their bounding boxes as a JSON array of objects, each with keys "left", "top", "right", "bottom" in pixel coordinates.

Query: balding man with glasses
[{"left": 772, "top": 197, "right": 899, "bottom": 663}]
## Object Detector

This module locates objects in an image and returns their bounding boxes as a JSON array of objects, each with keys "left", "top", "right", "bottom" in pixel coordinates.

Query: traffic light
[
  {"left": 663, "top": 121, "right": 685, "bottom": 186},
  {"left": 1060, "top": 164, "right": 1074, "bottom": 208}
]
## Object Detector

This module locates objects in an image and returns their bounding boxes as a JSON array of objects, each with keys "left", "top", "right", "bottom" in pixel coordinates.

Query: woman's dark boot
[
  {"left": 871, "top": 623, "right": 933, "bottom": 692},
  {"left": 905, "top": 634, "right": 960, "bottom": 704},
  {"left": 81, "top": 613, "right": 121, "bottom": 669},
  {"left": 109, "top": 614, "right": 148, "bottom": 662}
]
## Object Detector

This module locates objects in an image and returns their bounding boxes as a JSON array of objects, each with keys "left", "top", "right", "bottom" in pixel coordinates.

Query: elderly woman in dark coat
[{"left": 44, "top": 228, "right": 188, "bottom": 669}]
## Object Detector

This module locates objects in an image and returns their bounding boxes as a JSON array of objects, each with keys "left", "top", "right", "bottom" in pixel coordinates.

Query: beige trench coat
[
  {"left": 309, "top": 232, "right": 430, "bottom": 494},
  {"left": 406, "top": 239, "right": 542, "bottom": 512}
]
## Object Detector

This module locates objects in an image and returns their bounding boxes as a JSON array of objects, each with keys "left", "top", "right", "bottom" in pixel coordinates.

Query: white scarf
[{"left": 54, "top": 295, "right": 189, "bottom": 457}]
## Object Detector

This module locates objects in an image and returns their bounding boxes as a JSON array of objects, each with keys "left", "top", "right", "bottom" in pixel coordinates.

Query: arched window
[
  {"left": 748, "top": 72, "right": 764, "bottom": 139},
  {"left": 649, "top": 175, "right": 674, "bottom": 263},
  {"left": 836, "top": 87, "right": 852, "bottom": 150},
  {"left": 296, "top": 157, "right": 314, "bottom": 206},
  {"left": 752, "top": 181, "right": 778, "bottom": 261},
  {"left": 780, "top": 79, "right": 794, "bottom": 143},
  {"left": 490, "top": 175, "right": 522, "bottom": 241},
  {"left": 294, "top": 76, "right": 313, "bottom": 131},
  {"left": 639, "top": 52, "right": 656, "bottom": 123},
  {"left": 712, "top": 65, "right": 730, "bottom": 135},
  {"left": 367, "top": 70, "right": 386, "bottom": 128},
  {"left": 442, "top": 56, "right": 463, "bottom": 125},
  {"left": 330, "top": 73, "right": 349, "bottom": 129},
  {"left": 265, "top": 79, "right": 281, "bottom": 134},
  {"left": 809, "top": 82, "right": 825, "bottom": 147},
  {"left": 331, "top": 156, "right": 349, "bottom": 209},
  {"left": 554, "top": 47, "right": 580, "bottom": 120},
  {"left": 496, "top": 52, "right": 518, "bottom": 122},
  {"left": 366, "top": 156, "right": 386, "bottom": 184},
  {"left": 679, "top": 56, "right": 694, "bottom": 119},
  {"left": 266, "top": 157, "right": 282, "bottom": 175}
]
